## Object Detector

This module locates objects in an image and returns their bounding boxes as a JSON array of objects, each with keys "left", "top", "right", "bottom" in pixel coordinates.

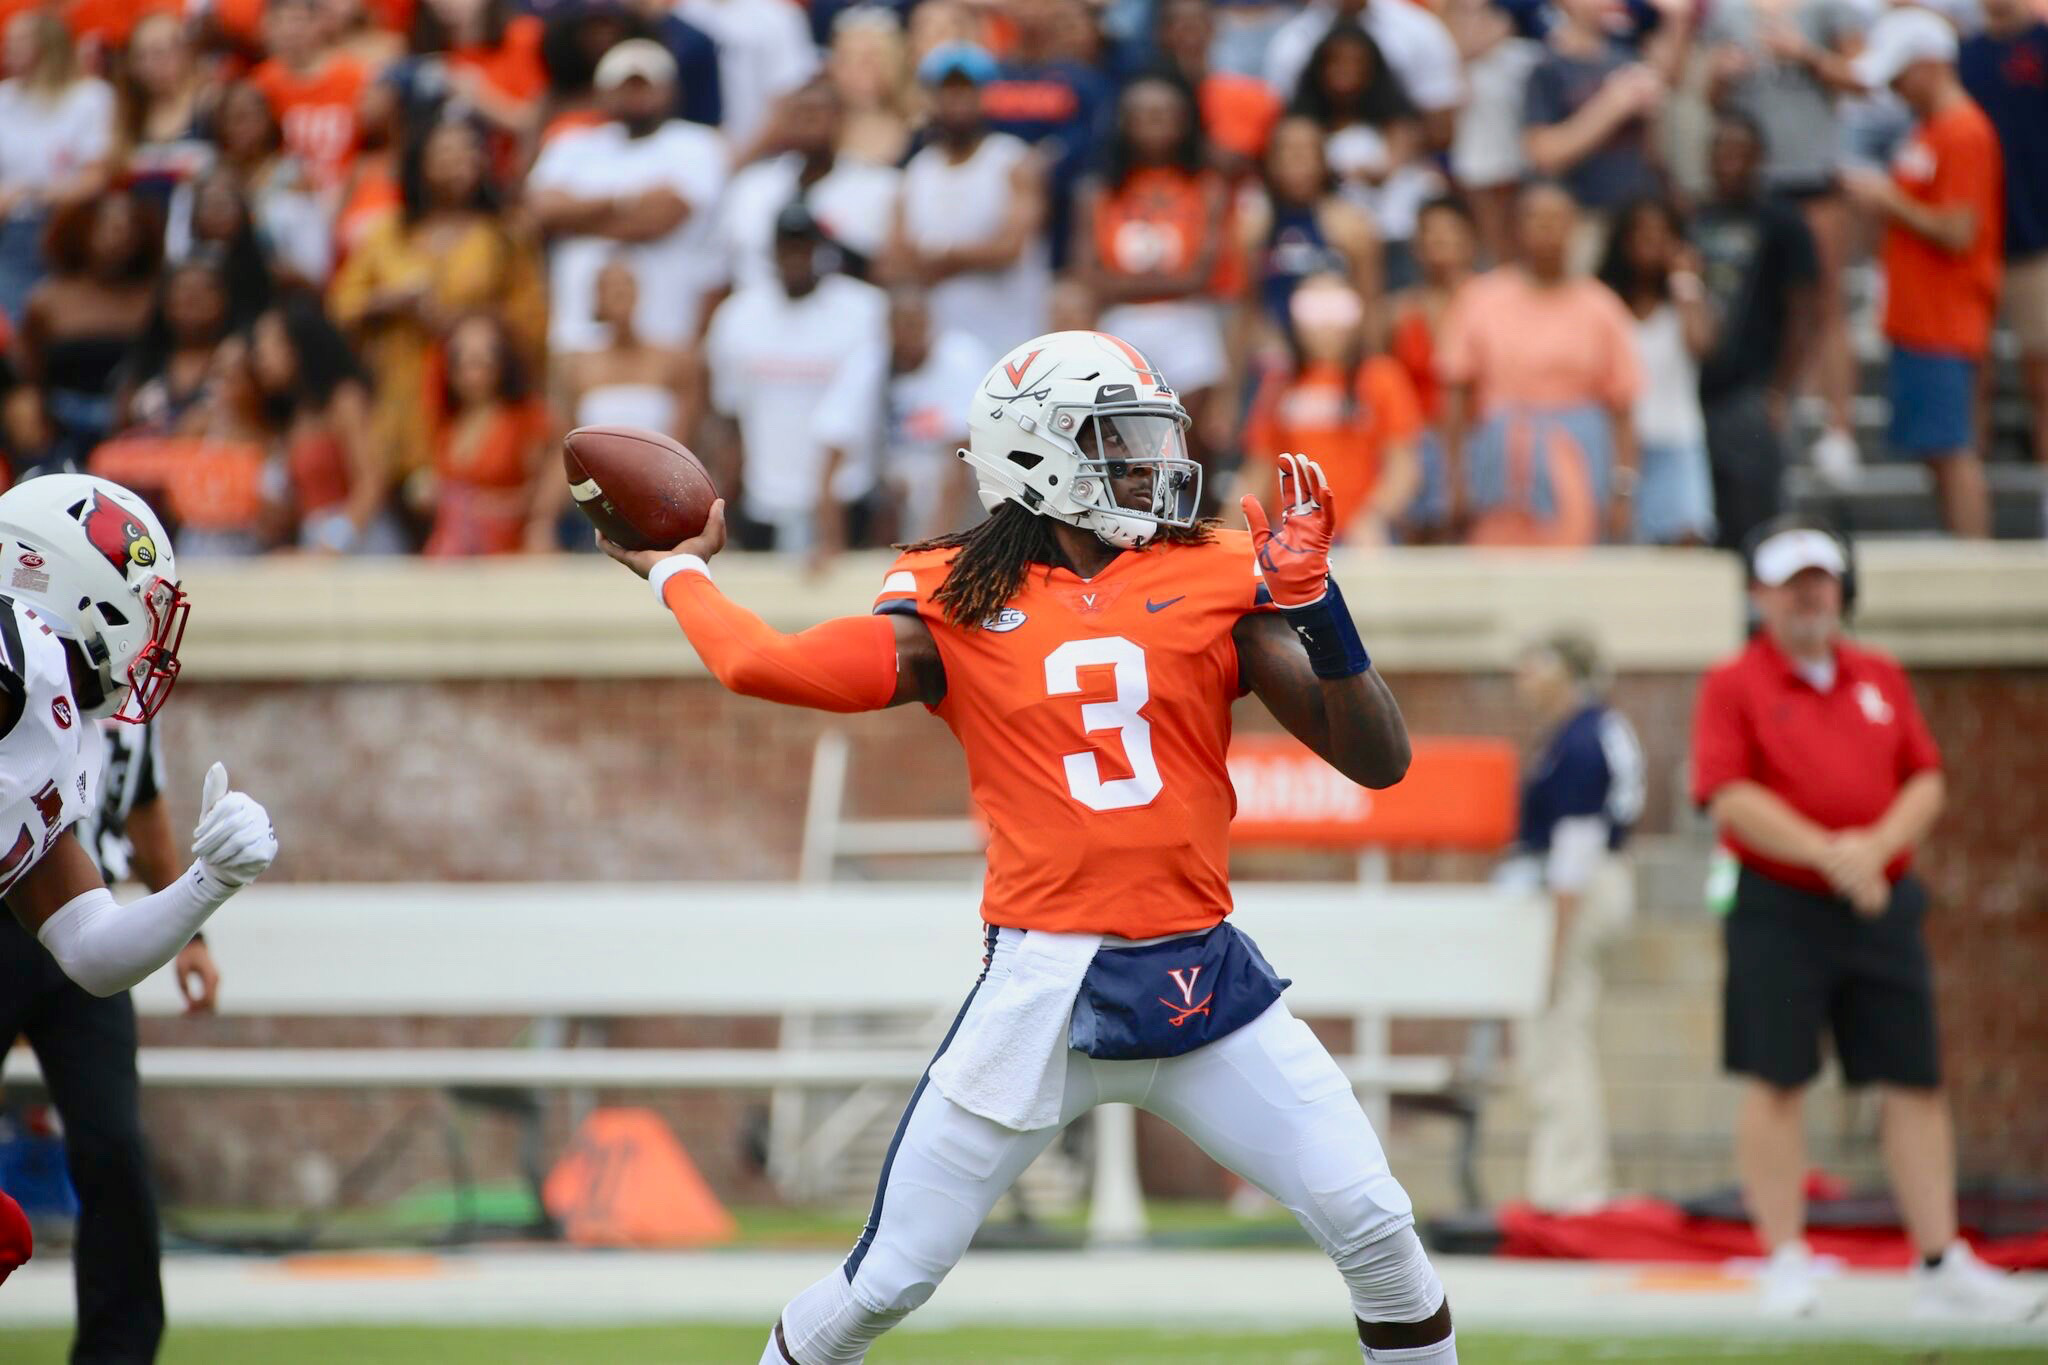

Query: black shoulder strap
[{"left": 0, "top": 596, "right": 24, "bottom": 743}]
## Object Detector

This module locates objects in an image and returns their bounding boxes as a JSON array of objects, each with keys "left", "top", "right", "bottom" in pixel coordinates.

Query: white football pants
[{"left": 764, "top": 931, "right": 1450, "bottom": 1364}]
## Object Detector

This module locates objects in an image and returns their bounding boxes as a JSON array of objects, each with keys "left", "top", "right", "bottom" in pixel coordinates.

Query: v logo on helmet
[
  {"left": 1002, "top": 349, "right": 1043, "bottom": 390},
  {"left": 79, "top": 491, "right": 157, "bottom": 574}
]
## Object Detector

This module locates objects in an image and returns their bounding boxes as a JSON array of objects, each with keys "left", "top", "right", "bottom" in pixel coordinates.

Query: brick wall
[{"left": 123, "top": 665, "right": 2046, "bottom": 1211}]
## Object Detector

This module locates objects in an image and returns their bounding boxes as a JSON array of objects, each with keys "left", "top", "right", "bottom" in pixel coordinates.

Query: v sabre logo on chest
[{"left": 1159, "top": 965, "right": 1214, "bottom": 1028}]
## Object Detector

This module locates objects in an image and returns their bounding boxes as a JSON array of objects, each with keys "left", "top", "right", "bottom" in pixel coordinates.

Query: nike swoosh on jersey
[{"left": 1145, "top": 596, "right": 1186, "bottom": 613}]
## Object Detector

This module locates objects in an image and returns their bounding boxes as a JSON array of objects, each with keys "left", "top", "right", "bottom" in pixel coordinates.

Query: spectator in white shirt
[
  {"left": 527, "top": 39, "right": 729, "bottom": 355},
  {"left": 883, "top": 44, "right": 1050, "bottom": 365},
  {"left": 721, "top": 77, "right": 900, "bottom": 290},
  {"left": 0, "top": 11, "right": 116, "bottom": 321},
  {"left": 677, "top": 0, "right": 821, "bottom": 156},
  {"left": 1264, "top": 0, "right": 1466, "bottom": 148},
  {"left": 703, "top": 203, "right": 888, "bottom": 552},
  {"left": 813, "top": 285, "right": 987, "bottom": 564}
]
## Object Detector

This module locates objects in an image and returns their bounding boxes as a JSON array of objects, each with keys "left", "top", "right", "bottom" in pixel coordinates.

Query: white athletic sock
[{"left": 1363, "top": 1331, "right": 1457, "bottom": 1362}]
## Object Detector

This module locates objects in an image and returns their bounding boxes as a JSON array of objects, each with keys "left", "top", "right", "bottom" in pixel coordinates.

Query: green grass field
[{"left": 1, "top": 1325, "right": 2041, "bottom": 1364}]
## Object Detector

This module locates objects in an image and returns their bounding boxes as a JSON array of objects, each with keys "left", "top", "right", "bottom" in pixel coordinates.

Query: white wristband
[{"left": 648, "top": 554, "right": 712, "bottom": 603}]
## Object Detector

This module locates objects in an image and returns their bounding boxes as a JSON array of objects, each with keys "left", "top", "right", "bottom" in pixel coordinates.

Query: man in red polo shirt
[{"left": 1691, "top": 518, "right": 2041, "bottom": 1323}]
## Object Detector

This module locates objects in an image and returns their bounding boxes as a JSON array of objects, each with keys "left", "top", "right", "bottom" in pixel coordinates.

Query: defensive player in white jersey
[{"left": 0, "top": 475, "right": 277, "bottom": 998}]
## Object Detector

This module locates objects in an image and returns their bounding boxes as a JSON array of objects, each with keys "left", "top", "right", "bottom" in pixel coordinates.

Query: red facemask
[{"left": 114, "top": 576, "right": 189, "bottom": 724}]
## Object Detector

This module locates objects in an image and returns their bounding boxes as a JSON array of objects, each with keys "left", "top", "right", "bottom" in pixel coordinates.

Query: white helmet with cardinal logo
[
  {"left": 960, "top": 330, "right": 1201, "bottom": 549},
  {"left": 0, "top": 475, "right": 187, "bottom": 722}
]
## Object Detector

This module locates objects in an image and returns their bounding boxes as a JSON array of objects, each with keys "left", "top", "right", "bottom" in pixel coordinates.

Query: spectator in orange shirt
[
  {"left": 250, "top": 0, "right": 368, "bottom": 190},
  {"left": 407, "top": 0, "right": 547, "bottom": 139},
  {"left": 1155, "top": 0, "right": 1282, "bottom": 180},
  {"left": 1073, "top": 75, "right": 1237, "bottom": 463},
  {"left": 1243, "top": 271, "right": 1422, "bottom": 546},
  {"left": 1437, "top": 180, "right": 1643, "bottom": 547},
  {"left": 425, "top": 311, "right": 552, "bottom": 556},
  {"left": 1845, "top": 8, "right": 2003, "bottom": 539},
  {"left": 1390, "top": 194, "right": 1480, "bottom": 539},
  {"left": 250, "top": 292, "right": 400, "bottom": 551}
]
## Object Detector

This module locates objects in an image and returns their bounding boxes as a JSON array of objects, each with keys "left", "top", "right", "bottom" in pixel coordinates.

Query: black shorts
[{"left": 1722, "top": 867, "right": 1940, "bottom": 1089}]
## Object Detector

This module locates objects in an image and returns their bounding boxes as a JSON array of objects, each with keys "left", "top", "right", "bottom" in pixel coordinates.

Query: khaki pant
[{"left": 1517, "top": 855, "right": 1635, "bottom": 1212}]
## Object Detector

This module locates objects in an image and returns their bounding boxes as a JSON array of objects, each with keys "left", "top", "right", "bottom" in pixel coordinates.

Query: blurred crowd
[{"left": 0, "top": 0, "right": 2042, "bottom": 560}]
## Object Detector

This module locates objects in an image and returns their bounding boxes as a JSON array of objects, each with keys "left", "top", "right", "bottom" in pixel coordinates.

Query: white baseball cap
[
  {"left": 1852, "top": 6, "right": 1958, "bottom": 90},
  {"left": 594, "top": 38, "right": 677, "bottom": 91},
  {"left": 1752, "top": 528, "right": 1847, "bottom": 586}
]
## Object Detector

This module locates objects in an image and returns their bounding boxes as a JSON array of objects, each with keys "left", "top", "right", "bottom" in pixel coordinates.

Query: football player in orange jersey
[{"left": 602, "top": 330, "right": 1458, "bottom": 1364}]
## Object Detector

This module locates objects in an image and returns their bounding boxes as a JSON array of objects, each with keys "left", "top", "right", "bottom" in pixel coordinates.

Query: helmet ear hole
[
  {"left": 1007, "top": 451, "right": 1044, "bottom": 471},
  {"left": 96, "top": 602, "right": 128, "bottom": 628}
]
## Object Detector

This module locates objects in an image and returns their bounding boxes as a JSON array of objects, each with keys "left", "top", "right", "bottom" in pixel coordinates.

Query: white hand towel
[{"left": 929, "top": 929, "right": 1102, "bottom": 1131}]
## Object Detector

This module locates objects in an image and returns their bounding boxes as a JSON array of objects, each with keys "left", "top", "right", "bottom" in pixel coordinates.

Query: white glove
[{"left": 190, "top": 762, "right": 277, "bottom": 890}]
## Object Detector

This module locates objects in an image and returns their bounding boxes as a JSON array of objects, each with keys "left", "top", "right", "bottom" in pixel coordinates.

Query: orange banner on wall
[{"left": 1229, "top": 735, "right": 1518, "bottom": 852}]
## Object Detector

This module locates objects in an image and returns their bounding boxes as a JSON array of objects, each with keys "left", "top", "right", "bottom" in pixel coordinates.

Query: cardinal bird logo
[{"left": 79, "top": 491, "right": 157, "bottom": 574}]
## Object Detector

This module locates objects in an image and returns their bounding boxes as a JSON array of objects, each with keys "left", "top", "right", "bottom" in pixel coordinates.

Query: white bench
[{"left": 3, "top": 882, "right": 1548, "bottom": 1239}]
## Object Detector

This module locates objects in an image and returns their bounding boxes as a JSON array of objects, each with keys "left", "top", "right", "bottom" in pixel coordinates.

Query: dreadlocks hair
[{"left": 904, "top": 501, "right": 1216, "bottom": 629}]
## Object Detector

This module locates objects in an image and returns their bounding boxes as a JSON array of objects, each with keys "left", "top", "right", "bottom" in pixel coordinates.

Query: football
[{"left": 562, "top": 426, "right": 718, "bottom": 551}]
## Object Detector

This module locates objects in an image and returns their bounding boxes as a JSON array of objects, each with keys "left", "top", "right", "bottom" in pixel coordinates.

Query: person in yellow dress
[{"left": 328, "top": 113, "right": 544, "bottom": 525}]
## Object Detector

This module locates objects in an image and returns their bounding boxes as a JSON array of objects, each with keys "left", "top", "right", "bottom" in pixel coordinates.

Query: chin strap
[{"left": 59, "top": 638, "right": 116, "bottom": 720}]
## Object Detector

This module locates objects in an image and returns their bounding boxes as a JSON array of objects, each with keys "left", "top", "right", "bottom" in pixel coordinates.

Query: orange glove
[{"left": 1242, "top": 454, "right": 1336, "bottom": 608}]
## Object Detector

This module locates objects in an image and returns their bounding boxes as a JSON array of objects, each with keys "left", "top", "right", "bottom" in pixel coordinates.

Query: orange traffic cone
[{"left": 542, "top": 1107, "right": 738, "bottom": 1247}]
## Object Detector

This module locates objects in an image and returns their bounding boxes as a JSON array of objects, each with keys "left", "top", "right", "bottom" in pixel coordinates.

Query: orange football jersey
[{"left": 875, "top": 529, "right": 1272, "bottom": 939}]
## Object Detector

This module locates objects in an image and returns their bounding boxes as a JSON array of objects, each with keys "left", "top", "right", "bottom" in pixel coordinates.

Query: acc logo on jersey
[
  {"left": 50, "top": 697, "right": 73, "bottom": 730},
  {"left": 982, "top": 608, "right": 1028, "bottom": 633},
  {"left": 79, "top": 490, "right": 157, "bottom": 574}
]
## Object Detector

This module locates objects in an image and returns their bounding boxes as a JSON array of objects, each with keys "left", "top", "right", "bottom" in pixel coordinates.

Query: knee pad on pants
[{"left": 1335, "top": 1225, "right": 1445, "bottom": 1325}]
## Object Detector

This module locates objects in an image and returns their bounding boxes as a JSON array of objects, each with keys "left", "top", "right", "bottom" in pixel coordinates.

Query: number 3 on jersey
[{"left": 1043, "top": 636, "right": 1162, "bottom": 812}]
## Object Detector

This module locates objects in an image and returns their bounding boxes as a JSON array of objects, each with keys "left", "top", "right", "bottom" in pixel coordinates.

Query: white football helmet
[
  {"left": 0, "top": 475, "right": 187, "bottom": 723},
  {"left": 961, "top": 330, "right": 1201, "bottom": 549}
]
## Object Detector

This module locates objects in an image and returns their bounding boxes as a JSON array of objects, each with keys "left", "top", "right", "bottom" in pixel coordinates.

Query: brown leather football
[{"left": 562, "top": 425, "right": 717, "bottom": 552}]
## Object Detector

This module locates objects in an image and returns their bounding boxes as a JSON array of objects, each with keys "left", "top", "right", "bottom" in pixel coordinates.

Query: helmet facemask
[
  {"left": 1063, "top": 409, "right": 1203, "bottom": 549},
  {"left": 110, "top": 574, "right": 189, "bottom": 723}
]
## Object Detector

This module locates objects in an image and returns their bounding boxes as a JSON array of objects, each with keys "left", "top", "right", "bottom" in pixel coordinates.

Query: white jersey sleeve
[{"left": 0, "top": 598, "right": 102, "bottom": 896}]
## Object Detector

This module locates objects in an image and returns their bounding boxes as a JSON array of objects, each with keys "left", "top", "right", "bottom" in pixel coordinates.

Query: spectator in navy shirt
[
  {"left": 1523, "top": 0, "right": 1693, "bottom": 265},
  {"left": 980, "top": 0, "right": 1114, "bottom": 267},
  {"left": 1500, "top": 629, "right": 1645, "bottom": 1211},
  {"left": 1961, "top": 0, "right": 2048, "bottom": 530}
]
